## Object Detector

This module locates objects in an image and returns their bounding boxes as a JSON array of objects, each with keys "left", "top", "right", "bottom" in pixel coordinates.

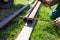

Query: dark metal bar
[{"left": 0, "top": 1, "right": 34, "bottom": 28}]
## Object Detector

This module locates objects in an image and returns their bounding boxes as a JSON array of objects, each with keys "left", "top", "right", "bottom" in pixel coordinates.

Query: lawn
[
  {"left": 30, "top": 5, "right": 60, "bottom": 40},
  {"left": 1, "top": 0, "right": 60, "bottom": 40}
]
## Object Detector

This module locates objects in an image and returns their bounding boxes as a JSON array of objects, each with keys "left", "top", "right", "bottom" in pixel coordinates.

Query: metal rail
[
  {"left": 0, "top": 0, "right": 34, "bottom": 28},
  {"left": 24, "top": 0, "right": 38, "bottom": 18},
  {"left": 19, "top": 1, "right": 41, "bottom": 23},
  {"left": 27, "top": 1, "right": 41, "bottom": 23},
  {"left": 19, "top": 0, "right": 38, "bottom": 20},
  {"left": 16, "top": 20, "right": 36, "bottom": 40},
  {"left": 16, "top": 1, "right": 41, "bottom": 40}
]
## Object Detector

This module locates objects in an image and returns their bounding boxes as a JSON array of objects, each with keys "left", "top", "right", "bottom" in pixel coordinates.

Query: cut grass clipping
[{"left": 30, "top": 5, "right": 60, "bottom": 40}]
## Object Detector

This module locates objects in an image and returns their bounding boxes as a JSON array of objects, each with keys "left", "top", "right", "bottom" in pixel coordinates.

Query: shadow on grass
[
  {"left": 43, "top": 24, "right": 60, "bottom": 38},
  {"left": 54, "top": 26, "right": 60, "bottom": 37}
]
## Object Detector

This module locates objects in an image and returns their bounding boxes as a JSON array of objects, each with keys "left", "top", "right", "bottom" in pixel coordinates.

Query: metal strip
[{"left": 16, "top": 20, "right": 36, "bottom": 40}]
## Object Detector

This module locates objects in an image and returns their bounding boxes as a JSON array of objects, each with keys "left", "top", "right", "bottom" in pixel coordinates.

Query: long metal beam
[
  {"left": 27, "top": 1, "right": 41, "bottom": 23},
  {"left": 0, "top": 0, "right": 34, "bottom": 28},
  {"left": 16, "top": 1, "right": 41, "bottom": 40},
  {"left": 16, "top": 18, "right": 36, "bottom": 40}
]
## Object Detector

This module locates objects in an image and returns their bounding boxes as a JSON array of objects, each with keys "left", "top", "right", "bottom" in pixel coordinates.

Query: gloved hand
[{"left": 54, "top": 17, "right": 60, "bottom": 27}]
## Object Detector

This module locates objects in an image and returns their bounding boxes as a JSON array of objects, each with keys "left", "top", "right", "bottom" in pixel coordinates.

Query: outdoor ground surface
[
  {"left": 0, "top": 0, "right": 60, "bottom": 40},
  {"left": 0, "top": 6, "right": 30, "bottom": 40},
  {"left": 30, "top": 5, "right": 60, "bottom": 40},
  {"left": 0, "top": 0, "right": 30, "bottom": 40}
]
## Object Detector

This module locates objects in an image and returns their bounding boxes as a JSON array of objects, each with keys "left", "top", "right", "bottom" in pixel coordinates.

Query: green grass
[
  {"left": 30, "top": 5, "right": 60, "bottom": 40},
  {"left": 0, "top": 6, "right": 30, "bottom": 40},
  {"left": 0, "top": 0, "right": 31, "bottom": 40},
  {"left": 14, "top": 0, "right": 30, "bottom": 5},
  {"left": 1, "top": 1, "right": 60, "bottom": 40}
]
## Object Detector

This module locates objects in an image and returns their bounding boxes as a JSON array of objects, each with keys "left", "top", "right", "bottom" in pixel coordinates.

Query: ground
[
  {"left": 30, "top": 5, "right": 60, "bottom": 40},
  {"left": 0, "top": 0, "right": 30, "bottom": 40},
  {"left": 0, "top": 0, "right": 60, "bottom": 40}
]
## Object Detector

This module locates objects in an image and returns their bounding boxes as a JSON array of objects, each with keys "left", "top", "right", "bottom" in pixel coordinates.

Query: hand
[{"left": 54, "top": 17, "right": 60, "bottom": 27}]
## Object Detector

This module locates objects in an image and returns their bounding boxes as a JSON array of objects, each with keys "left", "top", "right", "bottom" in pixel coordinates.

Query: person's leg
[{"left": 50, "top": 4, "right": 60, "bottom": 20}]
